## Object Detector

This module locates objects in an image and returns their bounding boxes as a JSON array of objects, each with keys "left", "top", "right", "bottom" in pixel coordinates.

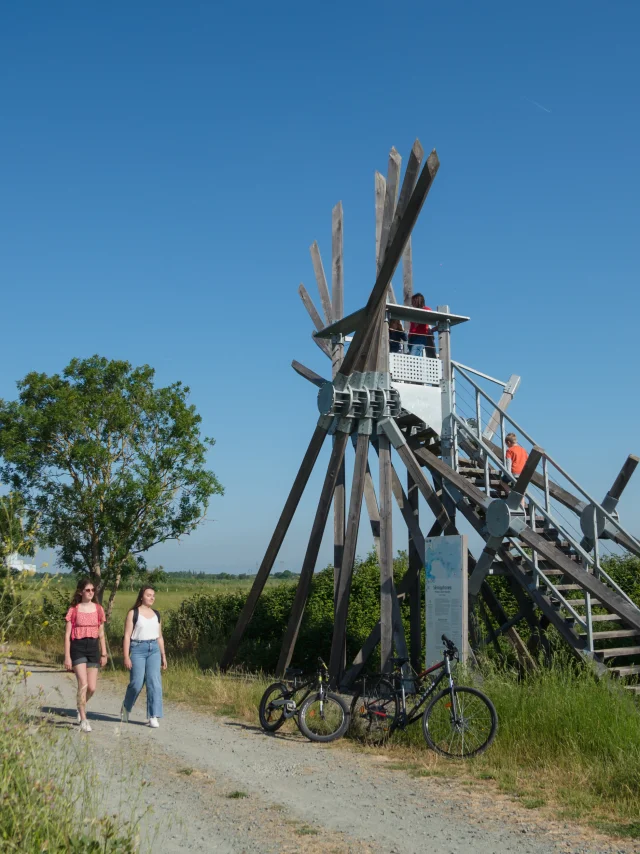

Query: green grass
[
  {"left": 0, "top": 661, "right": 140, "bottom": 853},
  {"left": 226, "top": 790, "right": 248, "bottom": 799}
]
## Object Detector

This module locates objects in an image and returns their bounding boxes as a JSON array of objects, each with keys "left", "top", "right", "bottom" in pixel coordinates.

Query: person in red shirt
[
  {"left": 64, "top": 578, "right": 107, "bottom": 732},
  {"left": 505, "top": 432, "right": 529, "bottom": 507},
  {"left": 408, "top": 292, "right": 436, "bottom": 358}
]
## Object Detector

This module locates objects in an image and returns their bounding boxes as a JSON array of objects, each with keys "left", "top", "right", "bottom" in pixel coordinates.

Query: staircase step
[
  {"left": 624, "top": 685, "right": 640, "bottom": 693},
  {"left": 590, "top": 629, "right": 640, "bottom": 640},
  {"left": 554, "top": 598, "right": 602, "bottom": 607},
  {"left": 609, "top": 664, "right": 640, "bottom": 677},
  {"left": 600, "top": 646, "right": 640, "bottom": 659},
  {"left": 553, "top": 584, "right": 582, "bottom": 592},
  {"left": 590, "top": 613, "right": 622, "bottom": 622}
]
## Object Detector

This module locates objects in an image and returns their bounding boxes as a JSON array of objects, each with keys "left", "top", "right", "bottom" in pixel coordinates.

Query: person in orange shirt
[{"left": 505, "top": 432, "right": 528, "bottom": 507}]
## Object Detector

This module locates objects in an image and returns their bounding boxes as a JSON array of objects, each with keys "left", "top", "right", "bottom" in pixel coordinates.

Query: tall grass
[{"left": 0, "top": 662, "right": 141, "bottom": 852}]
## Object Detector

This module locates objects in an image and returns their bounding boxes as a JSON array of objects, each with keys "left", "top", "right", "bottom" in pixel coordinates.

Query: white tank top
[{"left": 131, "top": 611, "right": 160, "bottom": 641}]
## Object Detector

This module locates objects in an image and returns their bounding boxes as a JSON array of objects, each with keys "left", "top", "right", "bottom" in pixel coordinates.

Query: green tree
[
  {"left": 0, "top": 355, "right": 223, "bottom": 617},
  {"left": 0, "top": 491, "right": 38, "bottom": 563}
]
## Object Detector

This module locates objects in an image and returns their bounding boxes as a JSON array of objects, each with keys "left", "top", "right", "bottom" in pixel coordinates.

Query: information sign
[{"left": 425, "top": 535, "right": 468, "bottom": 667}]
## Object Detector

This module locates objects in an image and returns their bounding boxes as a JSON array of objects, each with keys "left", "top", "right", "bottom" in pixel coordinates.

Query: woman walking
[
  {"left": 64, "top": 578, "right": 107, "bottom": 733},
  {"left": 121, "top": 585, "right": 167, "bottom": 728}
]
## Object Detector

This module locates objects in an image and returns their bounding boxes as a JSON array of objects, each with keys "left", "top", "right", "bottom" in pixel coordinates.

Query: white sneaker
[
  {"left": 148, "top": 717, "right": 159, "bottom": 728},
  {"left": 80, "top": 720, "right": 92, "bottom": 733},
  {"left": 120, "top": 705, "right": 129, "bottom": 724}
]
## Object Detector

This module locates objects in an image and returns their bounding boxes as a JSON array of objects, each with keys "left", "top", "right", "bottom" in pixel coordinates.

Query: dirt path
[{"left": 22, "top": 666, "right": 634, "bottom": 854}]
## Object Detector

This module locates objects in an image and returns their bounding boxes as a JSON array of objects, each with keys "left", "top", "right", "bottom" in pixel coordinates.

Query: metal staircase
[{"left": 404, "top": 360, "right": 640, "bottom": 690}]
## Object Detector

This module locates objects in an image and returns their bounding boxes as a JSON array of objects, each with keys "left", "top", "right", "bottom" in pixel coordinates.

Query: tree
[
  {"left": 0, "top": 491, "right": 38, "bottom": 564},
  {"left": 0, "top": 355, "right": 223, "bottom": 617}
]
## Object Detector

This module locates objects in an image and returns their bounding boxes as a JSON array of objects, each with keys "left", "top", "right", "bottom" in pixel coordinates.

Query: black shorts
[{"left": 70, "top": 637, "right": 100, "bottom": 668}]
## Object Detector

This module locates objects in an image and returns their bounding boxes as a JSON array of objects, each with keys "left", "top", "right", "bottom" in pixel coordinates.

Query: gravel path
[{"left": 23, "top": 666, "right": 634, "bottom": 854}]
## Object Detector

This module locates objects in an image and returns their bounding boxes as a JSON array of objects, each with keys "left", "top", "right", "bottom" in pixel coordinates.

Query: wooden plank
[
  {"left": 402, "top": 237, "right": 413, "bottom": 306},
  {"left": 339, "top": 148, "right": 440, "bottom": 378},
  {"left": 275, "top": 430, "right": 349, "bottom": 676},
  {"left": 310, "top": 241, "right": 333, "bottom": 325},
  {"left": 329, "top": 432, "right": 370, "bottom": 683},
  {"left": 379, "top": 148, "right": 401, "bottom": 268},
  {"left": 374, "top": 172, "right": 386, "bottom": 269},
  {"left": 394, "top": 442, "right": 456, "bottom": 532},
  {"left": 333, "top": 445, "right": 346, "bottom": 604},
  {"left": 412, "top": 444, "right": 492, "bottom": 511},
  {"left": 407, "top": 471, "right": 422, "bottom": 671},
  {"left": 221, "top": 425, "right": 329, "bottom": 670},
  {"left": 379, "top": 432, "right": 394, "bottom": 673},
  {"left": 482, "top": 376, "right": 521, "bottom": 442},
  {"left": 330, "top": 202, "right": 346, "bottom": 600},
  {"left": 313, "top": 333, "right": 333, "bottom": 359},
  {"left": 291, "top": 360, "right": 328, "bottom": 388},
  {"left": 512, "top": 446, "right": 544, "bottom": 496},
  {"left": 298, "top": 283, "right": 325, "bottom": 332}
]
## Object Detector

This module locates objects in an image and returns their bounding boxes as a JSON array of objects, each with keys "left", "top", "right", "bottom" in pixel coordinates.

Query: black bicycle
[
  {"left": 259, "top": 658, "right": 350, "bottom": 743},
  {"left": 350, "top": 635, "right": 497, "bottom": 758}
]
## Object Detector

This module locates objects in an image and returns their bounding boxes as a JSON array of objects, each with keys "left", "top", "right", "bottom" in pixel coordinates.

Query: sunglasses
[{"left": 84, "top": 588, "right": 95, "bottom": 593}]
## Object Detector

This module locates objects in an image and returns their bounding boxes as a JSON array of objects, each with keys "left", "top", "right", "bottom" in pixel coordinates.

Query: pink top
[{"left": 65, "top": 605, "right": 105, "bottom": 640}]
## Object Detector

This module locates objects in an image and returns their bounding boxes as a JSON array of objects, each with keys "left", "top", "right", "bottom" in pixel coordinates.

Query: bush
[{"left": 164, "top": 551, "right": 416, "bottom": 672}]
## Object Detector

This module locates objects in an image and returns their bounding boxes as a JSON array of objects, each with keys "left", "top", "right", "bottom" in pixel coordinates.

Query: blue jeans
[
  {"left": 409, "top": 344, "right": 424, "bottom": 356},
  {"left": 123, "top": 640, "right": 163, "bottom": 718}
]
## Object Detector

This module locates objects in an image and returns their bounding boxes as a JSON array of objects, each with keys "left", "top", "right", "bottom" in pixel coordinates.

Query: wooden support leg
[
  {"left": 407, "top": 472, "right": 422, "bottom": 672},
  {"left": 378, "top": 432, "right": 394, "bottom": 673},
  {"left": 329, "top": 433, "right": 370, "bottom": 684},
  {"left": 276, "top": 430, "right": 349, "bottom": 677},
  {"left": 221, "top": 424, "right": 329, "bottom": 671}
]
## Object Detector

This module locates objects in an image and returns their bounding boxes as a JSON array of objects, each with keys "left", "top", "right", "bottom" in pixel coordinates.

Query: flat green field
[{"left": 18, "top": 574, "right": 294, "bottom": 624}]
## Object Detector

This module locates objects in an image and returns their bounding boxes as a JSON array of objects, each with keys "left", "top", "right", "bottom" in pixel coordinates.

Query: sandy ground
[{"left": 21, "top": 665, "right": 636, "bottom": 854}]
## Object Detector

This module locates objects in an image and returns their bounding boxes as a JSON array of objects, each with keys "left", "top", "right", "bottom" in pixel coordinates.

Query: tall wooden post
[
  {"left": 378, "top": 311, "right": 394, "bottom": 673},
  {"left": 331, "top": 202, "right": 346, "bottom": 601}
]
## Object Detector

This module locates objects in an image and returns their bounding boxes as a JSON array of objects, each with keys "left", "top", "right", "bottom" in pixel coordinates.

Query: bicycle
[
  {"left": 350, "top": 635, "right": 497, "bottom": 758},
  {"left": 259, "top": 657, "right": 350, "bottom": 743}
]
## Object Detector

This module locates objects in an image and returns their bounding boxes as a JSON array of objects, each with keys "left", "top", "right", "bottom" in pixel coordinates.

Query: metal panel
[
  {"left": 389, "top": 353, "right": 442, "bottom": 385},
  {"left": 391, "top": 381, "right": 442, "bottom": 434}
]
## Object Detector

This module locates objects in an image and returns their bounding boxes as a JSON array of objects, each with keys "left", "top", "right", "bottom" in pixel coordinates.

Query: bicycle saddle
[{"left": 285, "top": 667, "right": 304, "bottom": 677}]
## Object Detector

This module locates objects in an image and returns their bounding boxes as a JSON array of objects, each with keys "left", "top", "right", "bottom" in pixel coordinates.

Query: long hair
[
  {"left": 412, "top": 292, "right": 425, "bottom": 308},
  {"left": 132, "top": 585, "right": 155, "bottom": 610},
  {"left": 71, "top": 577, "right": 95, "bottom": 606}
]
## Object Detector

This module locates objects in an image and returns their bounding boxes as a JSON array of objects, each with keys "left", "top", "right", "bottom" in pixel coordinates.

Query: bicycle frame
[
  {"left": 272, "top": 661, "right": 329, "bottom": 720},
  {"left": 398, "top": 654, "right": 456, "bottom": 728}
]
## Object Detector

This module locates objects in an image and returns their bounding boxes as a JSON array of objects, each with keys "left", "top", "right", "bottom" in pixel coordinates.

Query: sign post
[{"left": 425, "top": 535, "right": 468, "bottom": 667}]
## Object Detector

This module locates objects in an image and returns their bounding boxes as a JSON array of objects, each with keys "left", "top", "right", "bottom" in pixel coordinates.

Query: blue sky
[{"left": 1, "top": 2, "right": 639, "bottom": 573}]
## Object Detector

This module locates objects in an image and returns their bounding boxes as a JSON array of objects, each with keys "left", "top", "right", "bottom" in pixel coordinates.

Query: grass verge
[{"left": 0, "top": 660, "right": 141, "bottom": 853}]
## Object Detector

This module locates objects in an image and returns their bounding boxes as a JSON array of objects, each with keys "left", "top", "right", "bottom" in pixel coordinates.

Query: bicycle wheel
[
  {"left": 422, "top": 686, "right": 497, "bottom": 758},
  {"left": 298, "top": 691, "right": 350, "bottom": 743},
  {"left": 350, "top": 677, "right": 398, "bottom": 745},
  {"left": 258, "top": 682, "right": 291, "bottom": 732}
]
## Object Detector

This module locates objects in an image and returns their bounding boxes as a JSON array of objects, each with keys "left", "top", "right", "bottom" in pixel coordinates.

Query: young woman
[
  {"left": 408, "top": 292, "right": 437, "bottom": 358},
  {"left": 64, "top": 578, "right": 107, "bottom": 733},
  {"left": 121, "top": 585, "right": 167, "bottom": 728}
]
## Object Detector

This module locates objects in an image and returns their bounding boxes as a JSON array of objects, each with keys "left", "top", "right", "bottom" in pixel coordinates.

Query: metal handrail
[
  {"left": 452, "top": 412, "right": 640, "bottom": 612},
  {"left": 452, "top": 364, "right": 640, "bottom": 550},
  {"left": 508, "top": 539, "right": 589, "bottom": 632}
]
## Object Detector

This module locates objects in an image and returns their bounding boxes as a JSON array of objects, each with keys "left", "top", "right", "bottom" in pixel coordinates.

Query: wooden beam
[
  {"left": 482, "top": 375, "right": 521, "bottom": 442},
  {"left": 310, "top": 241, "right": 333, "bottom": 325},
  {"left": 407, "top": 470, "right": 422, "bottom": 671},
  {"left": 374, "top": 172, "right": 385, "bottom": 271},
  {"left": 329, "top": 432, "right": 370, "bottom": 683},
  {"left": 275, "top": 430, "right": 349, "bottom": 676},
  {"left": 607, "top": 454, "right": 639, "bottom": 504},
  {"left": 339, "top": 147, "right": 440, "bottom": 378},
  {"left": 221, "top": 424, "right": 329, "bottom": 670},
  {"left": 298, "top": 283, "right": 325, "bottom": 332},
  {"left": 379, "top": 431, "right": 394, "bottom": 673},
  {"left": 291, "top": 360, "right": 328, "bottom": 388},
  {"left": 331, "top": 202, "right": 346, "bottom": 599},
  {"left": 393, "top": 441, "right": 456, "bottom": 533}
]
